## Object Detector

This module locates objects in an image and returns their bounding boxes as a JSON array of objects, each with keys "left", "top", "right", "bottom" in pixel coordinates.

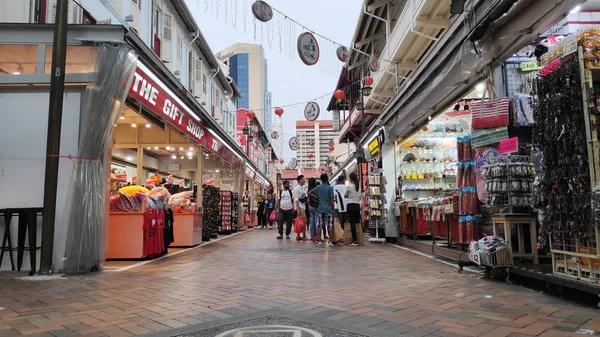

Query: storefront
[{"left": 0, "top": 24, "right": 269, "bottom": 273}]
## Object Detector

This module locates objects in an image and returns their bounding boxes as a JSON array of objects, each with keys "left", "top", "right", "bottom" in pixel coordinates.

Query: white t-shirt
[
  {"left": 278, "top": 189, "right": 294, "bottom": 211},
  {"left": 293, "top": 184, "right": 307, "bottom": 210},
  {"left": 333, "top": 184, "right": 348, "bottom": 212}
]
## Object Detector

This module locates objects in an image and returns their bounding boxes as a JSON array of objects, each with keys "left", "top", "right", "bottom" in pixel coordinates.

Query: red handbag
[{"left": 471, "top": 97, "right": 510, "bottom": 129}]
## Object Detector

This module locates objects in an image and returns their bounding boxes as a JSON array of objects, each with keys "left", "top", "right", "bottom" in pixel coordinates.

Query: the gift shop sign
[
  {"left": 255, "top": 175, "right": 265, "bottom": 187},
  {"left": 130, "top": 64, "right": 208, "bottom": 146},
  {"left": 130, "top": 63, "right": 241, "bottom": 169},
  {"left": 245, "top": 165, "right": 255, "bottom": 179}
]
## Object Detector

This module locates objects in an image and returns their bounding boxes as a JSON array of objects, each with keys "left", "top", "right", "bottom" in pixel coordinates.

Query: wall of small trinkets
[{"left": 533, "top": 28, "right": 600, "bottom": 285}]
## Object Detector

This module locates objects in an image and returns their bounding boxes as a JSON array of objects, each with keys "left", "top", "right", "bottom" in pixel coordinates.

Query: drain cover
[{"left": 178, "top": 316, "right": 367, "bottom": 337}]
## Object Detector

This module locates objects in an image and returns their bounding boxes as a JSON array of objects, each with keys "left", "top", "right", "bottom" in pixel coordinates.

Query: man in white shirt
[
  {"left": 276, "top": 180, "right": 294, "bottom": 240},
  {"left": 293, "top": 175, "right": 308, "bottom": 240},
  {"left": 333, "top": 176, "right": 348, "bottom": 228}
]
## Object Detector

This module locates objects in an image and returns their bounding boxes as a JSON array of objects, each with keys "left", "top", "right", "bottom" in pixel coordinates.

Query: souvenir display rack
[
  {"left": 219, "top": 190, "right": 233, "bottom": 234},
  {"left": 533, "top": 29, "right": 600, "bottom": 285},
  {"left": 397, "top": 125, "right": 462, "bottom": 198},
  {"left": 482, "top": 154, "right": 535, "bottom": 214},
  {"left": 202, "top": 185, "right": 221, "bottom": 241},
  {"left": 231, "top": 192, "right": 239, "bottom": 232},
  {"left": 367, "top": 171, "right": 387, "bottom": 243}
]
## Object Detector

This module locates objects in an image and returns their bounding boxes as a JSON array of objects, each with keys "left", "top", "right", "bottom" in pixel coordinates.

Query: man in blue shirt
[{"left": 309, "top": 173, "right": 336, "bottom": 246}]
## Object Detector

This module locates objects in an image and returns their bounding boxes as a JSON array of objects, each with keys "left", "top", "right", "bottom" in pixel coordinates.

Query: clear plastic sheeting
[{"left": 61, "top": 44, "right": 137, "bottom": 274}]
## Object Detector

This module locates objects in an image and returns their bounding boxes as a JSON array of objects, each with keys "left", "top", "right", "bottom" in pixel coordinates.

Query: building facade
[
  {"left": 296, "top": 121, "right": 340, "bottom": 170},
  {"left": 217, "top": 43, "right": 273, "bottom": 141},
  {"left": 1, "top": 0, "right": 242, "bottom": 143}
]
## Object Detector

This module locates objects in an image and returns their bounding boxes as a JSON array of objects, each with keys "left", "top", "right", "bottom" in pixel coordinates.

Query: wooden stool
[{"left": 492, "top": 215, "right": 538, "bottom": 264}]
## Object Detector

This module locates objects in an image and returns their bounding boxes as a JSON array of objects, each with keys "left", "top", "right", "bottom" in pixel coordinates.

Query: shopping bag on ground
[
  {"left": 294, "top": 216, "right": 306, "bottom": 234},
  {"left": 269, "top": 211, "right": 278, "bottom": 222},
  {"left": 334, "top": 218, "right": 344, "bottom": 242}
]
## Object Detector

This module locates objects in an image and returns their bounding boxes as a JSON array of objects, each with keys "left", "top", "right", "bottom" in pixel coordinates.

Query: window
[
  {"left": 163, "top": 13, "right": 173, "bottom": 42},
  {"left": 202, "top": 74, "right": 207, "bottom": 94},
  {"left": 154, "top": 7, "right": 162, "bottom": 37},
  {"left": 176, "top": 28, "right": 182, "bottom": 62},
  {"left": 132, "top": 0, "right": 141, "bottom": 8},
  {"left": 195, "top": 59, "right": 203, "bottom": 81},
  {"left": 215, "top": 89, "right": 222, "bottom": 107}
]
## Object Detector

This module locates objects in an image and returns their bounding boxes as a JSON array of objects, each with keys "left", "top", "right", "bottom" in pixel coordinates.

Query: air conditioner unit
[
  {"left": 125, "top": 15, "right": 134, "bottom": 22},
  {"left": 97, "top": 19, "right": 111, "bottom": 25}
]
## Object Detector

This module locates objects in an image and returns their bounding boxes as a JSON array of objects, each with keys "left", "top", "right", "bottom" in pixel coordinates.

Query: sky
[{"left": 186, "top": 0, "right": 363, "bottom": 161}]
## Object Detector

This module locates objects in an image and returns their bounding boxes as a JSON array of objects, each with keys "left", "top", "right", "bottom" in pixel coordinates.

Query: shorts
[{"left": 318, "top": 213, "right": 333, "bottom": 229}]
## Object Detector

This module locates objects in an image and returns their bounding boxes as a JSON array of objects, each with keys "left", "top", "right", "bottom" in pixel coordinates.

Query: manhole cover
[{"left": 178, "top": 316, "right": 367, "bottom": 337}]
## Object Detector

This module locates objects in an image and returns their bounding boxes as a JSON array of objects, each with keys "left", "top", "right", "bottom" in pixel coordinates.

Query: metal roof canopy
[{"left": 364, "top": 0, "right": 582, "bottom": 147}]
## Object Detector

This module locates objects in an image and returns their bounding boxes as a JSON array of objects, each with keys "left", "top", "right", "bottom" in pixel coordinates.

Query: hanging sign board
[
  {"left": 304, "top": 102, "right": 320, "bottom": 121},
  {"left": 336, "top": 46, "right": 349, "bottom": 62},
  {"left": 332, "top": 110, "right": 340, "bottom": 131},
  {"left": 245, "top": 165, "right": 255, "bottom": 179},
  {"left": 251, "top": 1, "right": 273, "bottom": 22},
  {"left": 562, "top": 34, "right": 577, "bottom": 57},
  {"left": 289, "top": 137, "right": 300, "bottom": 151},
  {"left": 369, "top": 58, "right": 380, "bottom": 72},
  {"left": 297, "top": 32, "right": 320, "bottom": 66},
  {"left": 360, "top": 160, "right": 368, "bottom": 192},
  {"left": 520, "top": 62, "right": 541, "bottom": 72},
  {"left": 368, "top": 137, "right": 380, "bottom": 156},
  {"left": 499, "top": 137, "right": 519, "bottom": 154}
]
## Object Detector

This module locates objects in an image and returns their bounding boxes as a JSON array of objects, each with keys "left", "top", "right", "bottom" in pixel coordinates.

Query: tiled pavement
[{"left": 0, "top": 229, "right": 599, "bottom": 337}]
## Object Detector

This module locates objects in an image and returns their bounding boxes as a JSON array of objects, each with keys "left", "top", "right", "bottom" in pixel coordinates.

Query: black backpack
[{"left": 279, "top": 189, "right": 293, "bottom": 204}]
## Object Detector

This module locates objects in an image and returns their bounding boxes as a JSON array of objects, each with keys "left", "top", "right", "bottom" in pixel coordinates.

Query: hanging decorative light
[
  {"left": 242, "top": 125, "right": 249, "bottom": 135},
  {"left": 307, "top": 153, "right": 313, "bottom": 159},
  {"left": 363, "top": 76, "right": 374, "bottom": 87},
  {"left": 329, "top": 146, "right": 335, "bottom": 152},
  {"left": 361, "top": 76, "right": 373, "bottom": 97},
  {"left": 246, "top": 110, "right": 256, "bottom": 120},
  {"left": 279, "top": 159, "right": 285, "bottom": 164},
  {"left": 275, "top": 107, "right": 284, "bottom": 117},
  {"left": 355, "top": 100, "right": 364, "bottom": 111},
  {"left": 268, "top": 159, "right": 273, "bottom": 164},
  {"left": 334, "top": 90, "right": 345, "bottom": 103}
]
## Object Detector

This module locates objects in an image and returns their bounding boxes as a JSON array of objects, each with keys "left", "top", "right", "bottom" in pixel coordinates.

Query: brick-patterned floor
[{"left": 0, "top": 229, "right": 598, "bottom": 337}]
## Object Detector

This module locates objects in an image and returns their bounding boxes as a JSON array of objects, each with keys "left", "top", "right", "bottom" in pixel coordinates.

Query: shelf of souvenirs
[
  {"left": 401, "top": 175, "right": 457, "bottom": 181},
  {"left": 404, "top": 132, "right": 467, "bottom": 140},
  {"left": 402, "top": 186, "right": 457, "bottom": 192},
  {"left": 398, "top": 148, "right": 457, "bottom": 154}
]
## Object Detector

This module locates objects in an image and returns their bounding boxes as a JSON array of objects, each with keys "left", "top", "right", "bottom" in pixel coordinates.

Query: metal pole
[{"left": 39, "top": 0, "right": 68, "bottom": 275}]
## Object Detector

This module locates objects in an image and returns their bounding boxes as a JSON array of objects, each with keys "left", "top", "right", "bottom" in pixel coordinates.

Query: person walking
[
  {"left": 256, "top": 194, "right": 266, "bottom": 229},
  {"left": 293, "top": 175, "right": 309, "bottom": 240},
  {"left": 345, "top": 172, "right": 362, "bottom": 246},
  {"left": 276, "top": 180, "right": 294, "bottom": 239},
  {"left": 333, "top": 176, "right": 348, "bottom": 234},
  {"left": 309, "top": 173, "right": 336, "bottom": 246},
  {"left": 265, "top": 192, "right": 276, "bottom": 229},
  {"left": 307, "top": 177, "right": 319, "bottom": 241}
]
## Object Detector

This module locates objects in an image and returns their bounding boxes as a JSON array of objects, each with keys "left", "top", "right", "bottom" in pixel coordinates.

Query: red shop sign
[
  {"left": 360, "top": 162, "right": 368, "bottom": 192},
  {"left": 205, "top": 132, "right": 242, "bottom": 169},
  {"left": 129, "top": 64, "right": 208, "bottom": 147}
]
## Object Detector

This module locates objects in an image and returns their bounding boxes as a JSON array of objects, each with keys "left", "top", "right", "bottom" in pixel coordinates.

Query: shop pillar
[
  {"left": 136, "top": 147, "right": 143, "bottom": 186},
  {"left": 238, "top": 160, "right": 246, "bottom": 229}
]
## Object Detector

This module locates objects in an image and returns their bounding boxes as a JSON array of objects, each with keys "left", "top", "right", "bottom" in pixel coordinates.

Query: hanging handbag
[{"left": 471, "top": 80, "right": 510, "bottom": 130}]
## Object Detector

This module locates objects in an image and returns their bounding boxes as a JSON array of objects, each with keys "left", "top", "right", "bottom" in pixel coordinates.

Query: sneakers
[
  {"left": 286, "top": 235, "right": 291, "bottom": 239},
  {"left": 350, "top": 242, "right": 359, "bottom": 246},
  {"left": 318, "top": 241, "right": 323, "bottom": 246},
  {"left": 277, "top": 235, "right": 283, "bottom": 239}
]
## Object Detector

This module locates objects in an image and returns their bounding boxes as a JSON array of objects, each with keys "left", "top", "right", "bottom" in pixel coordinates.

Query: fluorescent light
[{"left": 570, "top": 5, "right": 581, "bottom": 14}]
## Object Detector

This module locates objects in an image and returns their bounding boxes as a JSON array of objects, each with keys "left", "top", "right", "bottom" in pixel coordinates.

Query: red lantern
[
  {"left": 307, "top": 153, "right": 313, "bottom": 159},
  {"left": 334, "top": 90, "right": 345, "bottom": 103},
  {"left": 246, "top": 110, "right": 256, "bottom": 120},
  {"left": 329, "top": 146, "right": 335, "bottom": 152},
  {"left": 275, "top": 107, "right": 284, "bottom": 117},
  {"left": 363, "top": 76, "right": 374, "bottom": 86},
  {"left": 279, "top": 159, "right": 284, "bottom": 164}
]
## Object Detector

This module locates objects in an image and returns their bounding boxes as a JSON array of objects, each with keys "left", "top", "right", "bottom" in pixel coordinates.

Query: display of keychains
[{"left": 482, "top": 155, "right": 534, "bottom": 209}]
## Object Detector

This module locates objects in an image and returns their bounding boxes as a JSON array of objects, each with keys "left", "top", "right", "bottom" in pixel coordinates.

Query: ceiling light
[
  {"left": 147, "top": 147, "right": 150, "bottom": 150},
  {"left": 188, "top": 156, "right": 193, "bottom": 160},
  {"left": 131, "top": 123, "right": 137, "bottom": 128},
  {"left": 126, "top": 156, "right": 133, "bottom": 161},
  {"left": 189, "top": 147, "right": 194, "bottom": 151},
  {"left": 13, "top": 65, "right": 23, "bottom": 75},
  {"left": 119, "top": 116, "right": 125, "bottom": 120},
  {"left": 180, "top": 156, "right": 184, "bottom": 159},
  {"left": 166, "top": 146, "right": 171, "bottom": 150},
  {"left": 187, "top": 151, "right": 193, "bottom": 157},
  {"left": 570, "top": 5, "right": 581, "bottom": 14},
  {"left": 179, "top": 147, "right": 184, "bottom": 150},
  {"left": 145, "top": 123, "right": 151, "bottom": 128},
  {"left": 154, "top": 146, "right": 159, "bottom": 150},
  {"left": 216, "top": 169, "right": 220, "bottom": 173},
  {"left": 171, "top": 154, "right": 177, "bottom": 159}
]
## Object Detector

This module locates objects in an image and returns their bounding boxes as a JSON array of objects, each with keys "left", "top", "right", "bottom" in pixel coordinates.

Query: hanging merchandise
[
  {"left": 471, "top": 97, "right": 511, "bottom": 130},
  {"left": 482, "top": 155, "right": 535, "bottom": 210},
  {"left": 297, "top": 32, "right": 320, "bottom": 66},
  {"left": 143, "top": 209, "right": 165, "bottom": 259},
  {"left": 202, "top": 185, "right": 222, "bottom": 241},
  {"left": 336, "top": 46, "right": 349, "bottom": 62},
  {"left": 304, "top": 102, "right": 320, "bottom": 121},
  {"left": 231, "top": 192, "right": 239, "bottom": 232},
  {"left": 289, "top": 136, "right": 300, "bottom": 151},
  {"left": 220, "top": 190, "right": 233, "bottom": 233},
  {"left": 251, "top": 0, "right": 273, "bottom": 22}
]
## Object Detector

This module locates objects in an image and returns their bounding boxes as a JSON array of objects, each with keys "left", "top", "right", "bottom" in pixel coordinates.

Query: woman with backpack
[{"left": 275, "top": 180, "right": 295, "bottom": 239}]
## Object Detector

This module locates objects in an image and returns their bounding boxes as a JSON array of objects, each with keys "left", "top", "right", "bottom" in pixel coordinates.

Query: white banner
[{"left": 333, "top": 110, "right": 340, "bottom": 131}]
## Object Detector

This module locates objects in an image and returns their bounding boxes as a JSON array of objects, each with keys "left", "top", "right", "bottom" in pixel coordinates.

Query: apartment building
[
  {"left": 0, "top": 0, "right": 241, "bottom": 140},
  {"left": 296, "top": 120, "right": 341, "bottom": 170}
]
